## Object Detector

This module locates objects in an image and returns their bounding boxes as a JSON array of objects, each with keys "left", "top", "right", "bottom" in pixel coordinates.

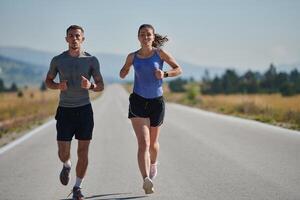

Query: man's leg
[
  {"left": 58, "top": 141, "right": 71, "bottom": 185},
  {"left": 58, "top": 141, "right": 71, "bottom": 162},
  {"left": 74, "top": 140, "right": 90, "bottom": 188}
]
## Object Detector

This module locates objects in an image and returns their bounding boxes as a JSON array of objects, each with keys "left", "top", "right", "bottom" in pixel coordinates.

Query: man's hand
[
  {"left": 58, "top": 80, "right": 68, "bottom": 91},
  {"left": 81, "top": 76, "right": 91, "bottom": 90}
]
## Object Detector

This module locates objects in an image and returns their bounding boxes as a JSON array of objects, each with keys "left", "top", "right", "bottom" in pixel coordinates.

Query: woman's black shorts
[
  {"left": 55, "top": 103, "right": 94, "bottom": 141},
  {"left": 128, "top": 92, "right": 165, "bottom": 127}
]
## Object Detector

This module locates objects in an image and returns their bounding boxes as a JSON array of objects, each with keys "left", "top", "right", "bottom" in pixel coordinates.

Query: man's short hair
[{"left": 66, "top": 25, "right": 84, "bottom": 35}]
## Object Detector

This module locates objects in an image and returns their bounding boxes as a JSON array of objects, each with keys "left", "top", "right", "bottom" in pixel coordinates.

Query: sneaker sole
[
  {"left": 60, "top": 168, "right": 70, "bottom": 185},
  {"left": 143, "top": 179, "right": 154, "bottom": 194}
]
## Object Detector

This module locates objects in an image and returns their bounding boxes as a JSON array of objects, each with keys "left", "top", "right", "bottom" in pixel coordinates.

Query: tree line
[
  {"left": 0, "top": 78, "right": 47, "bottom": 93},
  {"left": 169, "top": 64, "right": 300, "bottom": 96},
  {"left": 0, "top": 78, "right": 18, "bottom": 92}
]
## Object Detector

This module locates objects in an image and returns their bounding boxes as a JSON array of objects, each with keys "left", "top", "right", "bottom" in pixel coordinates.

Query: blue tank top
[{"left": 133, "top": 50, "right": 164, "bottom": 98}]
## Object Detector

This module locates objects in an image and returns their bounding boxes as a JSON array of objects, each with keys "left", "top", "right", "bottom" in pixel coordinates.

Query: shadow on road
[{"left": 60, "top": 192, "right": 148, "bottom": 200}]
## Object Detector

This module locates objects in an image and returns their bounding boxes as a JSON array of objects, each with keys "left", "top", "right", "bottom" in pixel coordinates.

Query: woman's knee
[
  {"left": 138, "top": 139, "right": 150, "bottom": 152},
  {"left": 150, "top": 141, "right": 159, "bottom": 150}
]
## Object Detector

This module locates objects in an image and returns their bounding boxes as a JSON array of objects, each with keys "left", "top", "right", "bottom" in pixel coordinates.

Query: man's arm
[
  {"left": 45, "top": 74, "right": 67, "bottom": 91},
  {"left": 91, "top": 75, "right": 104, "bottom": 92}
]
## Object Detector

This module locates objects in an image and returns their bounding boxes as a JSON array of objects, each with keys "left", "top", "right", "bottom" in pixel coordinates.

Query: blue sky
[{"left": 0, "top": 0, "right": 299, "bottom": 69}]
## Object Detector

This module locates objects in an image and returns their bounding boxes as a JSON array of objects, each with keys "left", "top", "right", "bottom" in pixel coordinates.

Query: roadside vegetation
[
  {"left": 0, "top": 82, "right": 100, "bottom": 146},
  {"left": 124, "top": 64, "right": 300, "bottom": 130},
  {"left": 165, "top": 87, "right": 300, "bottom": 130},
  {"left": 166, "top": 64, "right": 300, "bottom": 130}
]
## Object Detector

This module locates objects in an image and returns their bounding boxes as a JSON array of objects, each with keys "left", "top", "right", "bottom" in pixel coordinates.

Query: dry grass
[
  {"left": 102, "top": 83, "right": 300, "bottom": 130},
  {"left": 0, "top": 88, "right": 101, "bottom": 144},
  {"left": 200, "top": 94, "right": 300, "bottom": 112},
  {"left": 165, "top": 89, "right": 300, "bottom": 130},
  {"left": 0, "top": 88, "right": 58, "bottom": 146}
]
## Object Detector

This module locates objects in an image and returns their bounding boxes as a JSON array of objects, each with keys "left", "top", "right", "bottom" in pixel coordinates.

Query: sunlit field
[
  {"left": 125, "top": 83, "right": 300, "bottom": 130},
  {"left": 0, "top": 88, "right": 101, "bottom": 146},
  {"left": 165, "top": 90, "right": 300, "bottom": 130}
]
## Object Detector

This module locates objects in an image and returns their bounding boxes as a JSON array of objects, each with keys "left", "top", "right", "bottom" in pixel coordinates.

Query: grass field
[
  {"left": 125, "top": 83, "right": 300, "bottom": 130},
  {"left": 164, "top": 88, "right": 300, "bottom": 131},
  {"left": 0, "top": 88, "right": 101, "bottom": 146},
  {"left": 1, "top": 83, "right": 299, "bottom": 147}
]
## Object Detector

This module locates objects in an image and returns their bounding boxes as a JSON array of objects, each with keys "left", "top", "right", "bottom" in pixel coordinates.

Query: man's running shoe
[
  {"left": 59, "top": 166, "right": 71, "bottom": 185},
  {"left": 72, "top": 186, "right": 84, "bottom": 200},
  {"left": 143, "top": 177, "right": 154, "bottom": 194},
  {"left": 149, "top": 163, "right": 157, "bottom": 180}
]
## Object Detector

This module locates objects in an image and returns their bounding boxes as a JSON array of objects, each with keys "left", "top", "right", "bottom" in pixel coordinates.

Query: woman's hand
[{"left": 155, "top": 69, "right": 164, "bottom": 79}]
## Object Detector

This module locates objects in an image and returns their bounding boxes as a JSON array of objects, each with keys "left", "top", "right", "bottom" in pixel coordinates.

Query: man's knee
[{"left": 58, "top": 149, "right": 70, "bottom": 161}]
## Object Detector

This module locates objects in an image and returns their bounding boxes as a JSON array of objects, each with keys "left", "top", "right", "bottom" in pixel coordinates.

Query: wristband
[{"left": 163, "top": 71, "right": 169, "bottom": 78}]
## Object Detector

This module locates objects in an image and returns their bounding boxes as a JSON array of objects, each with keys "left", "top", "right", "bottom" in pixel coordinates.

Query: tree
[
  {"left": 280, "top": 82, "right": 296, "bottom": 96},
  {"left": 9, "top": 82, "right": 18, "bottom": 92},
  {"left": 239, "top": 70, "right": 259, "bottom": 93},
  {"left": 210, "top": 77, "right": 223, "bottom": 94},
  {"left": 168, "top": 78, "right": 187, "bottom": 92},
  {"left": 40, "top": 81, "right": 47, "bottom": 91},
  {"left": 289, "top": 69, "right": 300, "bottom": 93},
  {"left": 0, "top": 78, "right": 4, "bottom": 92},
  {"left": 222, "top": 69, "right": 239, "bottom": 94},
  {"left": 275, "top": 72, "right": 288, "bottom": 90},
  {"left": 260, "top": 63, "right": 277, "bottom": 93}
]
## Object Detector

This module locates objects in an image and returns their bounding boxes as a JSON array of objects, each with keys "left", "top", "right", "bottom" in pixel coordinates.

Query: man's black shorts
[
  {"left": 55, "top": 104, "right": 94, "bottom": 141},
  {"left": 128, "top": 92, "right": 165, "bottom": 127}
]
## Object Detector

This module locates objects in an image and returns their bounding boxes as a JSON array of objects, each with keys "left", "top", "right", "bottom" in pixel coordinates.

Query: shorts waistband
[
  {"left": 58, "top": 103, "right": 92, "bottom": 111},
  {"left": 132, "top": 92, "right": 163, "bottom": 101}
]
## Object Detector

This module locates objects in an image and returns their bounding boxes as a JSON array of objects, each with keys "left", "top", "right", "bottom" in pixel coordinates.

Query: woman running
[{"left": 119, "top": 24, "right": 182, "bottom": 194}]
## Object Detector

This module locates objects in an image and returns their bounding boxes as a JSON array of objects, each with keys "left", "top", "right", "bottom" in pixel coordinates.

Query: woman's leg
[
  {"left": 149, "top": 126, "right": 161, "bottom": 164},
  {"left": 131, "top": 117, "right": 151, "bottom": 179}
]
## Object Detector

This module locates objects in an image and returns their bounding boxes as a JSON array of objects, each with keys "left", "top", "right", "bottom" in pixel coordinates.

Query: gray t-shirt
[{"left": 47, "top": 51, "right": 101, "bottom": 107}]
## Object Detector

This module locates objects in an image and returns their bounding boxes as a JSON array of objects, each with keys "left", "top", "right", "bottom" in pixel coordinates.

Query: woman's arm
[
  {"left": 159, "top": 49, "right": 182, "bottom": 78},
  {"left": 120, "top": 53, "right": 134, "bottom": 79}
]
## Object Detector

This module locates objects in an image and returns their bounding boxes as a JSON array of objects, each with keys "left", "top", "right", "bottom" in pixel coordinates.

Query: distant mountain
[
  {"left": 0, "top": 46, "right": 225, "bottom": 84},
  {"left": 0, "top": 46, "right": 54, "bottom": 69},
  {"left": 4, "top": 46, "right": 298, "bottom": 86},
  {"left": 1, "top": 47, "right": 299, "bottom": 83},
  {"left": 0, "top": 55, "right": 45, "bottom": 87}
]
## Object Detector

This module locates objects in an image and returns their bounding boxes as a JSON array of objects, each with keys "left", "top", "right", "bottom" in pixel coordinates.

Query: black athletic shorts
[
  {"left": 55, "top": 104, "right": 94, "bottom": 141},
  {"left": 128, "top": 92, "right": 165, "bottom": 127}
]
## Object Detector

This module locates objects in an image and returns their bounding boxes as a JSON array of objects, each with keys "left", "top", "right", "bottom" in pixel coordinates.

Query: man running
[{"left": 45, "top": 25, "right": 104, "bottom": 200}]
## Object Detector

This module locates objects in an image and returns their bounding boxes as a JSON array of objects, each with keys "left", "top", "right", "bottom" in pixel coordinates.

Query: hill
[
  {"left": 0, "top": 46, "right": 221, "bottom": 84},
  {"left": 0, "top": 55, "right": 45, "bottom": 87}
]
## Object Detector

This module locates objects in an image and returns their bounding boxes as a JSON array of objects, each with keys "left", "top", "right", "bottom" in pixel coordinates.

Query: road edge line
[{"left": 0, "top": 119, "right": 55, "bottom": 155}]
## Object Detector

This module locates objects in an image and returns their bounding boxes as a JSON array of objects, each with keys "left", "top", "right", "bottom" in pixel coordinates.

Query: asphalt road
[{"left": 0, "top": 84, "right": 300, "bottom": 200}]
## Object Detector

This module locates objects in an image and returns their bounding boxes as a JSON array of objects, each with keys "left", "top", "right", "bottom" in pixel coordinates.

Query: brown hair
[
  {"left": 138, "top": 24, "right": 168, "bottom": 48},
  {"left": 66, "top": 25, "right": 84, "bottom": 35}
]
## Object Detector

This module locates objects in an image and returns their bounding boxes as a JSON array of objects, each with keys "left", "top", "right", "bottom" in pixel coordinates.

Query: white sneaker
[
  {"left": 149, "top": 163, "right": 157, "bottom": 180},
  {"left": 143, "top": 177, "right": 154, "bottom": 194}
]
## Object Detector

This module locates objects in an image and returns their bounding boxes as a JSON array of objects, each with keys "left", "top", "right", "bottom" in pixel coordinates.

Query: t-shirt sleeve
[
  {"left": 47, "top": 57, "right": 58, "bottom": 78},
  {"left": 91, "top": 57, "right": 101, "bottom": 78}
]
